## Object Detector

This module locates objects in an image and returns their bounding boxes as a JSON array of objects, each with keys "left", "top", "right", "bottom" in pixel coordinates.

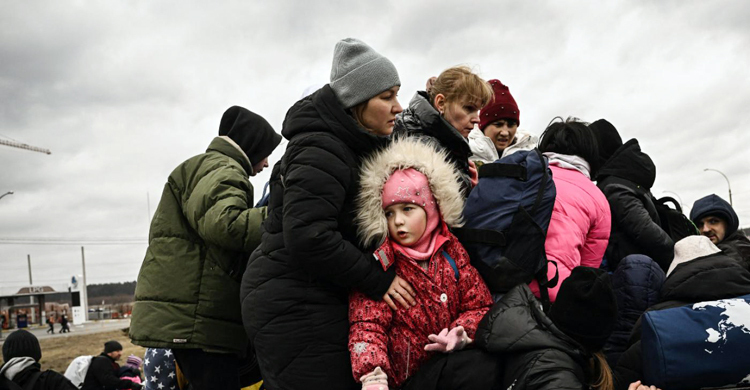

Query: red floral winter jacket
[{"left": 348, "top": 226, "right": 493, "bottom": 388}]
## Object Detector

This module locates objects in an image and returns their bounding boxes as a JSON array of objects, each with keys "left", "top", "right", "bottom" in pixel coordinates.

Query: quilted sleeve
[
  {"left": 349, "top": 289, "right": 394, "bottom": 382},
  {"left": 281, "top": 136, "right": 395, "bottom": 298}
]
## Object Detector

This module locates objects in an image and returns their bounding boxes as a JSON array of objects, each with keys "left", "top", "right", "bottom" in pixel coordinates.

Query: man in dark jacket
[
  {"left": 129, "top": 106, "right": 281, "bottom": 389},
  {"left": 690, "top": 194, "right": 750, "bottom": 270},
  {"left": 0, "top": 330, "right": 77, "bottom": 390},
  {"left": 591, "top": 119, "right": 674, "bottom": 271},
  {"left": 81, "top": 341, "right": 140, "bottom": 390}
]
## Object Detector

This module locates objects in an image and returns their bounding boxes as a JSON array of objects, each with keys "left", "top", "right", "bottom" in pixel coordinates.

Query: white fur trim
[{"left": 356, "top": 137, "right": 465, "bottom": 248}]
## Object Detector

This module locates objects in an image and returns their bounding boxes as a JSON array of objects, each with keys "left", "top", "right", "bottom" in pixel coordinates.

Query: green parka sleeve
[{"left": 184, "top": 163, "right": 265, "bottom": 253}]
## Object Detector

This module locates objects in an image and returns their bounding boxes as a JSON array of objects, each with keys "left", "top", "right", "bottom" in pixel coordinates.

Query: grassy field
[{"left": 1, "top": 328, "right": 147, "bottom": 373}]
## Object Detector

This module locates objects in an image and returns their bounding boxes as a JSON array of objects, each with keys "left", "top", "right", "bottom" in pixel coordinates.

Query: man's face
[
  {"left": 697, "top": 215, "right": 728, "bottom": 244},
  {"left": 251, "top": 157, "right": 269, "bottom": 176},
  {"left": 107, "top": 350, "right": 122, "bottom": 361}
]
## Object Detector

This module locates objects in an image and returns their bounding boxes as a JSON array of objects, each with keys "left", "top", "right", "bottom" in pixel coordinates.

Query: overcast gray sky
[{"left": 1, "top": 1, "right": 749, "bottom": 295}]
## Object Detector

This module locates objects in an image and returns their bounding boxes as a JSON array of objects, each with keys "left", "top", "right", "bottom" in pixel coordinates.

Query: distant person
[
  {"left": 46, "top": 317, "right": 54, "bottom": 334},
  {"left": 592, "top": 119, "right": 674, "bottom": 272},
  {"left": 469, "top": 79, "right": 537, "bottom": 164},
  {"left": 117, "top": 355, "right": 142, "bottom": 385},
  {"left": 394, "top": 66, "right": 494, "bottom": 196},
  {"left": 59, "top": 315, "right": 69, "bottom": 334},
  {"left": 81, "top": 341, "right": 141, "bottom": 390},
  {"left": 690, "top": 194, "right": 750, "bottom": 270},
  {"left": 129, "top": 105, "right": 281, "bottom": 389},
  {"left": 0, "top": 329, "right": 77, "bottom": 390}
]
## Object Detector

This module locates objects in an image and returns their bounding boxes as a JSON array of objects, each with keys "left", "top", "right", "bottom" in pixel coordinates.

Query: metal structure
[
  {"left": 0, "top": 191, "right": 13, "bottom": 201},
  {"left": 0, "top": 139, "right": 51, "bottom": 155}
]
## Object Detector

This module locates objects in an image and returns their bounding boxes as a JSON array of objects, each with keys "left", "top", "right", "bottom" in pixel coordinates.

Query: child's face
[{"left": 385, "top": 203, "right": 427, "bottom": 247}]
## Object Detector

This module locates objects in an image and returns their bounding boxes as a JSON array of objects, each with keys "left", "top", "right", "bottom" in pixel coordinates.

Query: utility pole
[
  {"left": 27, "top": 254, "right": 32, "bottom": 285},
  {"left": 81, "top": 246, "right": 88, "bottom": 320},
  {"left": 704, "top": 168, "right": 733, "bottom": 206}
]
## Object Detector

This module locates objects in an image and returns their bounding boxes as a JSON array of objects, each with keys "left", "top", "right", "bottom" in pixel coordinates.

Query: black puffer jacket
[
  {"left": 603, "top": 255, "right": 664, "bottom": 368},
  {"left": 597, "top": 139, "right": 673, "bottom": 271},
  {"left": 240, "top": 85, "right": 395, "bottom": 390},
  {"left": 394, "top": 91, "right": 472, "bottom": 196},
  {"left": 613, "top": 253, "right": 750, "bottom": 389},
  {"left": 476, "top": 284, "right": 593, "bottom": 389},
  {"left": 0, "top": 364, "right": 76, "bottom": 390},
  {"left": 719, "top": 232, "right": 750, "bottom": 270}
]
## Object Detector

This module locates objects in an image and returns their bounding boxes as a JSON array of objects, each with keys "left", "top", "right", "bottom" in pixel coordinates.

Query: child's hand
[
  {"left": 468, "top": 160, "right": 479, "bottom": 187},
  {"left": 383, "top": 275, "right": 416, "bottom": 310},
  {"left": 424, "top": 326, "right": 472, "bottom": 353},
  {"left": 360, "top": 366, "right": 389, "bottom": 390}
]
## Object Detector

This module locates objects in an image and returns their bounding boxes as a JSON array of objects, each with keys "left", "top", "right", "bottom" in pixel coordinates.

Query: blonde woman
[{"left": 394, "top": 66, "right": 493, "bottom": 196}]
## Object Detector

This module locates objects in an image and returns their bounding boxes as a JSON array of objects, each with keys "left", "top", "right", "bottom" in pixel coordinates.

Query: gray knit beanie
[{"left": 329, "top": 38, "right": 400, "bottom": 109}]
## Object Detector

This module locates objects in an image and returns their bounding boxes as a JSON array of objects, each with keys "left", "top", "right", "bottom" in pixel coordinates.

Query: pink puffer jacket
[{"left": 530, "top": 165, "right": 611, "bottom": 302}]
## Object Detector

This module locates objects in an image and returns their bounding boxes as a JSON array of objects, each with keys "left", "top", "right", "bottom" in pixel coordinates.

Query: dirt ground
[{"left": 1, "top": 327, "right": 146, "bottom": 373}]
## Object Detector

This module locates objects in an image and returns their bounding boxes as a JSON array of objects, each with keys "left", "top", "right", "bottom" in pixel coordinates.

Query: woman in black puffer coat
[
  {"left": 394, "top": 66, "right": 493, "bottom": 197},
  {"left": 476, "top": 267, "right": 623, "bottom": 390},
  {"left": 590, "top": 119, "right": 674, "bottom": 272},
  {"left": 240, "top": 39, "right": 413, "bottom": 390}
]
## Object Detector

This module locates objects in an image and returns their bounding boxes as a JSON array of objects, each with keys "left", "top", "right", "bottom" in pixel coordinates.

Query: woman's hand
[
  {"left": 468, "top": 160, "right": 479, "bottom": 187},
  {"left": 628, "top": 381, "right": 661, "bottom": 390},
  {"left": 383, "top": 275, "right": 416, "bottom": 310}
]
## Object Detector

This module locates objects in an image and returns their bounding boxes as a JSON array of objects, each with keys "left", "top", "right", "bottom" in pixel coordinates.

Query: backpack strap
[
  {"left": 530, "top": 149, "right": 550, "bottom": 215},
  {"left": 536, "top": 260, "right": 559, "bottom": 313},
  {"left": 22, "top": 371, "right": 42, "bottom": 390},
  {"left": 478, "top": 163, "right": 527, "bottom": 181},
  {"left": 452, "top": 228, "right": 506, "bottom": 247},
  {"left": 442, "top": 251, "right": 460, "bottom": 281}
]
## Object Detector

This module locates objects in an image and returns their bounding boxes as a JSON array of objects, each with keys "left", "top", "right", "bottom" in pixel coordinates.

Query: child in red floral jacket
[{"left": 349, "top": 137, "right": 497, "bottom": 390}]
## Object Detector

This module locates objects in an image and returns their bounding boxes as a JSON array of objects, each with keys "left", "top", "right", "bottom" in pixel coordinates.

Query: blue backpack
[
  {"left": 642, "top": 294, "right": 750, "bottom": 389},
  {"left": 456, "top": 149, "right": 558, "bottom": 309}
]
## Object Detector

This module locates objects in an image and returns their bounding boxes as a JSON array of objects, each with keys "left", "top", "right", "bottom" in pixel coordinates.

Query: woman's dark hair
[{"left": 538, "top": 117, "right": 600, "bottom": 177}]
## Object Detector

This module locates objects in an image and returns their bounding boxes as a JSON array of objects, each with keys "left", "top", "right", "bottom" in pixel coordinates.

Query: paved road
[{"left": 0, "top": 318, "right": 131, "bottom": 344}]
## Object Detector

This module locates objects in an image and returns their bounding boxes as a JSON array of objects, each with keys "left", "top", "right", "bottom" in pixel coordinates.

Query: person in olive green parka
[{"left": 129, "top": 106, "right": 281, "bottom": 389}]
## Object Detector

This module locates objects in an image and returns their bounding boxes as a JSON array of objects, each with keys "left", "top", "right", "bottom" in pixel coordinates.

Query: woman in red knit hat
[{"left": 468, "top": 79, "right": 537, "bottom": 165}]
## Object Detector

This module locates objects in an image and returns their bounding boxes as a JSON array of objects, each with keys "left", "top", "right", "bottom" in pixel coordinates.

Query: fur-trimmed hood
[{"left": 356, "top": 137, "right": 465, "bottom": 248}]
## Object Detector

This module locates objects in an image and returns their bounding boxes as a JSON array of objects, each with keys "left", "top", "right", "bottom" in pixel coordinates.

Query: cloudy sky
[{"left": 1, "top": 1, "right": 749, "bottom": 295}]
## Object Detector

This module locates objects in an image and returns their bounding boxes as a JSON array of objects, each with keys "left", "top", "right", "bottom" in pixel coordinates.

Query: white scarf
[
  {"left": 0, "top": 357, "right": 36, "bottom": 381},
  {"left": 543, "top": 152, "right": 591, "bottom": 179}
]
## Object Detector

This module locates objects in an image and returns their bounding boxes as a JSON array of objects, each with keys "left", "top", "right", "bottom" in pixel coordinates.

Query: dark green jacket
[{"left": 130, "top": 136, "right": 265, "bottom": 355}]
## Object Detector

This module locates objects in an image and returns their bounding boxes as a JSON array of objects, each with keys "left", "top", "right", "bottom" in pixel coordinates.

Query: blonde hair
[
  {"left": 428, "top": 66, "right": 494, "bottom": 109},
  {"left": 589, "top": 352, "right": 614, "bottom": 390}
]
